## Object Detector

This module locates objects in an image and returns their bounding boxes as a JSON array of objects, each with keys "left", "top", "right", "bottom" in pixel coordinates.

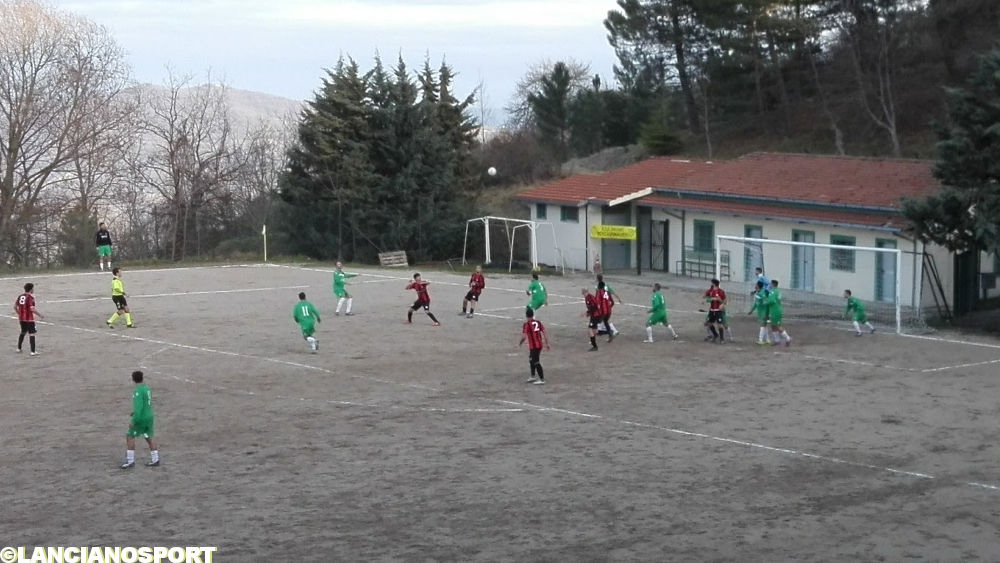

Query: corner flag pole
[{"left": 262, "top": 224, "right": 268, "bottom": 262}]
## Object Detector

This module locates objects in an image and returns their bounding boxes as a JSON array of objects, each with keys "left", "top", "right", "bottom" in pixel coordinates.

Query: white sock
[
  {"left": 758, "top": 327, "right": 767, "bottom": 341},
  {"left": 782, "top": 331, "right": 791, "bottom": 342},
  {"left": 150, "top": 450, "right": 159, "bottom": 463},
  {"left": 726, "top": 327, "right": 733, "bottom": 338},
  {"left": 609, "top": 322, "right": 618, "bottom": 333},
  {"left": 336, "top": 298, "right": 345, "bottom": 313},
  {"left": 107, "top": 261, "right": 111, "bottom": 269},
  {"left": 853, "top": 321, "right": 861, "bottom": 333},
  {"left": 770, "top": 331, "right": 779, "bottom": 344},
  {"left": 100, "top": 264, "right": 104, "bottom": 271},
  {"left": 865, "top": 322, "right": 874, "bottom": 331},
  {"left": 667, "top": 325, "right": 677, "bottom": 338},
  {"left": 126, "top": 449, "right": 134, "bottom": 463},
  {"left": 346, "top": 298, "right": 353, "bottom": 314},
  {"left": 646, "top": 326, "right": 653, "bottom": 340}
]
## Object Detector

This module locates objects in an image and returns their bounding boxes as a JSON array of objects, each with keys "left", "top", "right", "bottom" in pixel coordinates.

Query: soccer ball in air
[{"left": 487, "top": 166, "right": 497, "bottom": 177}]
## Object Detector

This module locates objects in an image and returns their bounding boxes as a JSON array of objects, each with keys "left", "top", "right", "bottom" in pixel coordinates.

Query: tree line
[{"left": 483, "top": 0, "right": 999, "bottom": 179}]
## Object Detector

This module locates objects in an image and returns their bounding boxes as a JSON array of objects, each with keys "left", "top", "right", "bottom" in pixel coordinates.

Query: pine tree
[{"left": 902, "top": 47, "right": 1000, "bottom": 254}]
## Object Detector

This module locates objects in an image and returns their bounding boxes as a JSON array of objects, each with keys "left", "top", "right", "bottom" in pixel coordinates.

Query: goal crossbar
[{"left": 716, "top": 235, "right": 903, "bottom": 334}]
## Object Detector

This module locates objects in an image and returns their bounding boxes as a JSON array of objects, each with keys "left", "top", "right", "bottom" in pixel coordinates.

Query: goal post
[{"left": 716, "top": 235, "right": 904, "bottom": 334}]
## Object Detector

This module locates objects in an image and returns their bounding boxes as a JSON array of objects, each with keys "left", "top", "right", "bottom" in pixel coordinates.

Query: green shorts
[
  {"left": 756, "top": 311, "right": 769, "bottom": 325},
  {"left": 769, "top": 310, "right": 783, "bottom": 326},
  {"left": 127, "top": 418, "right": 154, "bottom": 438},
  {"left": 97, "top": 244, "right": 111, "bottom": 257},
  {"left": 853, "top": 312, "right": 868, "bottom": 323},
  {"left": 299, "top": 320, "right": 316, "bottom": 338},
  {"left": 528, "top": 298, "right": 546, "bottom": 310},
  {"left": 647, "top": 311, "right": 667, "bottom": 326},
  {"left": 333, "top": 288, "right": 349, "bottom": 298}
]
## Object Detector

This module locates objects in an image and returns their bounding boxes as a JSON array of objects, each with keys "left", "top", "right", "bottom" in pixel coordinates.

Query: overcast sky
[{"left": 56, "top": 0, "right": 620, "bottom": 126}]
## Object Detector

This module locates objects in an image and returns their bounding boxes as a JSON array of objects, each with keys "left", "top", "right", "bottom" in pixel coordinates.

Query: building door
[
  {"left": 601, "top": 206, "right": 631, "bottom": 270},
  {"left": 791, "top": 230, "right": 815, "bottom": 291},
  {"left": 650, "top": 219, "right": 668, "bottom": 271},
  {"left": 743, "top": 225, "right": 763, "bottom": 281},
  {"left": 875, "top": 238, "right": 897, "bottom": 303}
]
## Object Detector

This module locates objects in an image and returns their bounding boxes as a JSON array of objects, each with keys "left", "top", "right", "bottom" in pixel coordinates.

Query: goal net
[{"left": 716, "top": 235, "right": 913, "bottom": 334}]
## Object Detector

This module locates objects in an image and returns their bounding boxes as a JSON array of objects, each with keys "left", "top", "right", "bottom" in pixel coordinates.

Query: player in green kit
[
  {"left": 844, "top": 289, "right": 876, "bottom": 336},
  {"left": 332, "top": 261, "right": 359, "bottom": 315},
  {"left": 766, "top": 280, "right": 792, "bottom": 346},
  {"left": 121, "top": 370, "right": 159, "bottom": 468},
  {"left": 525, "top": 273, "right": 547, "bottom": 314},
  {"left": 644, "top": 283, "right": 678, "bottom": 342},
  {"left": 748, "top": 280, "right": 770, "bottom": 345},
  {"left": 293, "top": 292, "right": 321, "bottom": 353}
]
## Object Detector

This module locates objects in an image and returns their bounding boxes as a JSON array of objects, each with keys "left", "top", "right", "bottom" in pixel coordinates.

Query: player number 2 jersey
[{"left": 522, "top": 319, "right": 545, "bottom": 349}]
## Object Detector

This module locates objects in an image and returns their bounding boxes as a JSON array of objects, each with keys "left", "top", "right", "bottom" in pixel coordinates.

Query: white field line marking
[
  {"left": 18, "top": 311, "right": 997, "bottom": 493},
  {"left": 495, "top": 399, "right": 996, "bottom": 492},
  {"left": 921, "top": 357, "right": 1000, "bottom": 373},
  {"left": 16, "top": 315, "right": 437, "bottom": 392},
  {"left": 901, "top": 333, "right": 1000, "bottom": 350},
  {"left": 1, "top": 263, "right": 269, "bottom": 282},
  {"left": 44, "top": 285, "right": 310, "bottom": 304},
  {"left": 480, "top": 301, "right": 578, "bottom": 313},
  {"left": 801, "top": 354, "right": 922, "bottom": 373}
]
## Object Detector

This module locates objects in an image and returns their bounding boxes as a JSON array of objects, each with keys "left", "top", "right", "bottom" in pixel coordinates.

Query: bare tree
[
  {"left": 139, "top": 70, "right": 245, "bottom": 260},
  {"left": 0, "top": 0, "right": 132, "bottom": 266},
  {"left": 232, "top": 114, "right": 296, "bottom": 235}
]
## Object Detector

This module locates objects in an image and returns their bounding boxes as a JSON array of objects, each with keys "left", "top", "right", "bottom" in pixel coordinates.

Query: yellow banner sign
[{"left": 590, "top": 224, "right": 637, "bottom": 240}]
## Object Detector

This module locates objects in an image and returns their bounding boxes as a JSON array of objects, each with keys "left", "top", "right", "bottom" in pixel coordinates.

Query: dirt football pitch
[{"left": 2, "top": 263, "right": 999, "bottom": 561}]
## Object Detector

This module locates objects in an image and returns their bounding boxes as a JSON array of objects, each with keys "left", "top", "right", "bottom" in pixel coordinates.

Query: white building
[{"left": 516, "top": 153, "right": 997, "bottom": 317}]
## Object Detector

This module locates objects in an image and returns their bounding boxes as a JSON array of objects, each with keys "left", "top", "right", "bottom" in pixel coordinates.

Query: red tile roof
[
  {"left": 673, "top": 153, "right": 939, "bottom": 208},
  {"left": 514, "top": 157, "right": 716, "bottom": 205},
  {"left": 516, "top": 152, "right": 939, "bottom": 210}
]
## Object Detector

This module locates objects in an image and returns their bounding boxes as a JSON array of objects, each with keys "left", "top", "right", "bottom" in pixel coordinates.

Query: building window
[
  {"left": 693, "top": 220, "right": 714, "bottom": 252},
  {"left": 561, "top": 205, "right": 579, "bottom": 223},
  {"left": 536, "top": 203, "right": 547, "bottom": 220},
  {"left": 830, "top": 234, "right": 856, "bottom": 272}
]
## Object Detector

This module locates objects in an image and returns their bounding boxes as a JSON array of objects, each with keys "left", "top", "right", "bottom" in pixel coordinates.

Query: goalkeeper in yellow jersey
[
  {"left": 844, "top": 289, "right": 875, "bottom": 336},
  {"left": 106, "top": 267, "right": 134, "bottom": 328}
]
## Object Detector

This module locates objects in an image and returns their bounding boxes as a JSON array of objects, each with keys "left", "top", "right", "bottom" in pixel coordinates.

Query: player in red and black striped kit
[
  {"left": 581, "top": 288, "right": 601, "bottom": 351},
  {"left": 596, "top": 281, "right": 616, "bottom": 342},
  {"left": 14, "top": 282, "right": 43, "bottom": 356},
  {"left": 406, "top": 273, "right": 440, "bottom": 326},
  {"left": 460, "top": 265, "right": 485, "bottom": 318},
  {"left": 519, "top": 308, "right": 550, "bottom": 384}
]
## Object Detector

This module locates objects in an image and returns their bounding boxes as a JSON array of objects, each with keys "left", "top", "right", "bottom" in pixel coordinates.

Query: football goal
[
  {"left": 462, "top": 216, "right": 557, "bottom": 272},
  {"left": 716, "top": 235, "right": 909, "bottom": 334}
]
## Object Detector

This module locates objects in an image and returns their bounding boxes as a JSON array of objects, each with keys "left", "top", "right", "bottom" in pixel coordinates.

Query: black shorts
[
  {"left": 113, "top": 295, "right": 128, "bottom": 309},
  {"left": 588, "top": 315, "right": 601, "bottom": 329},
  {"left": 19, "top": 321, "right": 36, "bottom": 334},
  {"left": 464, "top": 290, "right": 480, "bottom": 302},
  {"left": 411, "top": 299, "right": 430, "bottom": 311},
  {"left": 707, "top": 310, "right": 724, "bottom": 324},
  {"left": 529, "top": 348, "right": 541, "bottom": 363}
]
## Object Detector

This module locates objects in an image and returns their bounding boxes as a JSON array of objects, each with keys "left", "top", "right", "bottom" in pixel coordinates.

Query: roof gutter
[{"left": 650, "top": 187, "right": 901, "bottom": 214}]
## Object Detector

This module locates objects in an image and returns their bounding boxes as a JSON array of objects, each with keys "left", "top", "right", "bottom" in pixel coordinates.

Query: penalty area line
[
  {"left": 44, "top": 285, "right": 311, "bottom": 304},
  {"left": 495, "top": 399, "right": 998, "bottom": 493}
]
